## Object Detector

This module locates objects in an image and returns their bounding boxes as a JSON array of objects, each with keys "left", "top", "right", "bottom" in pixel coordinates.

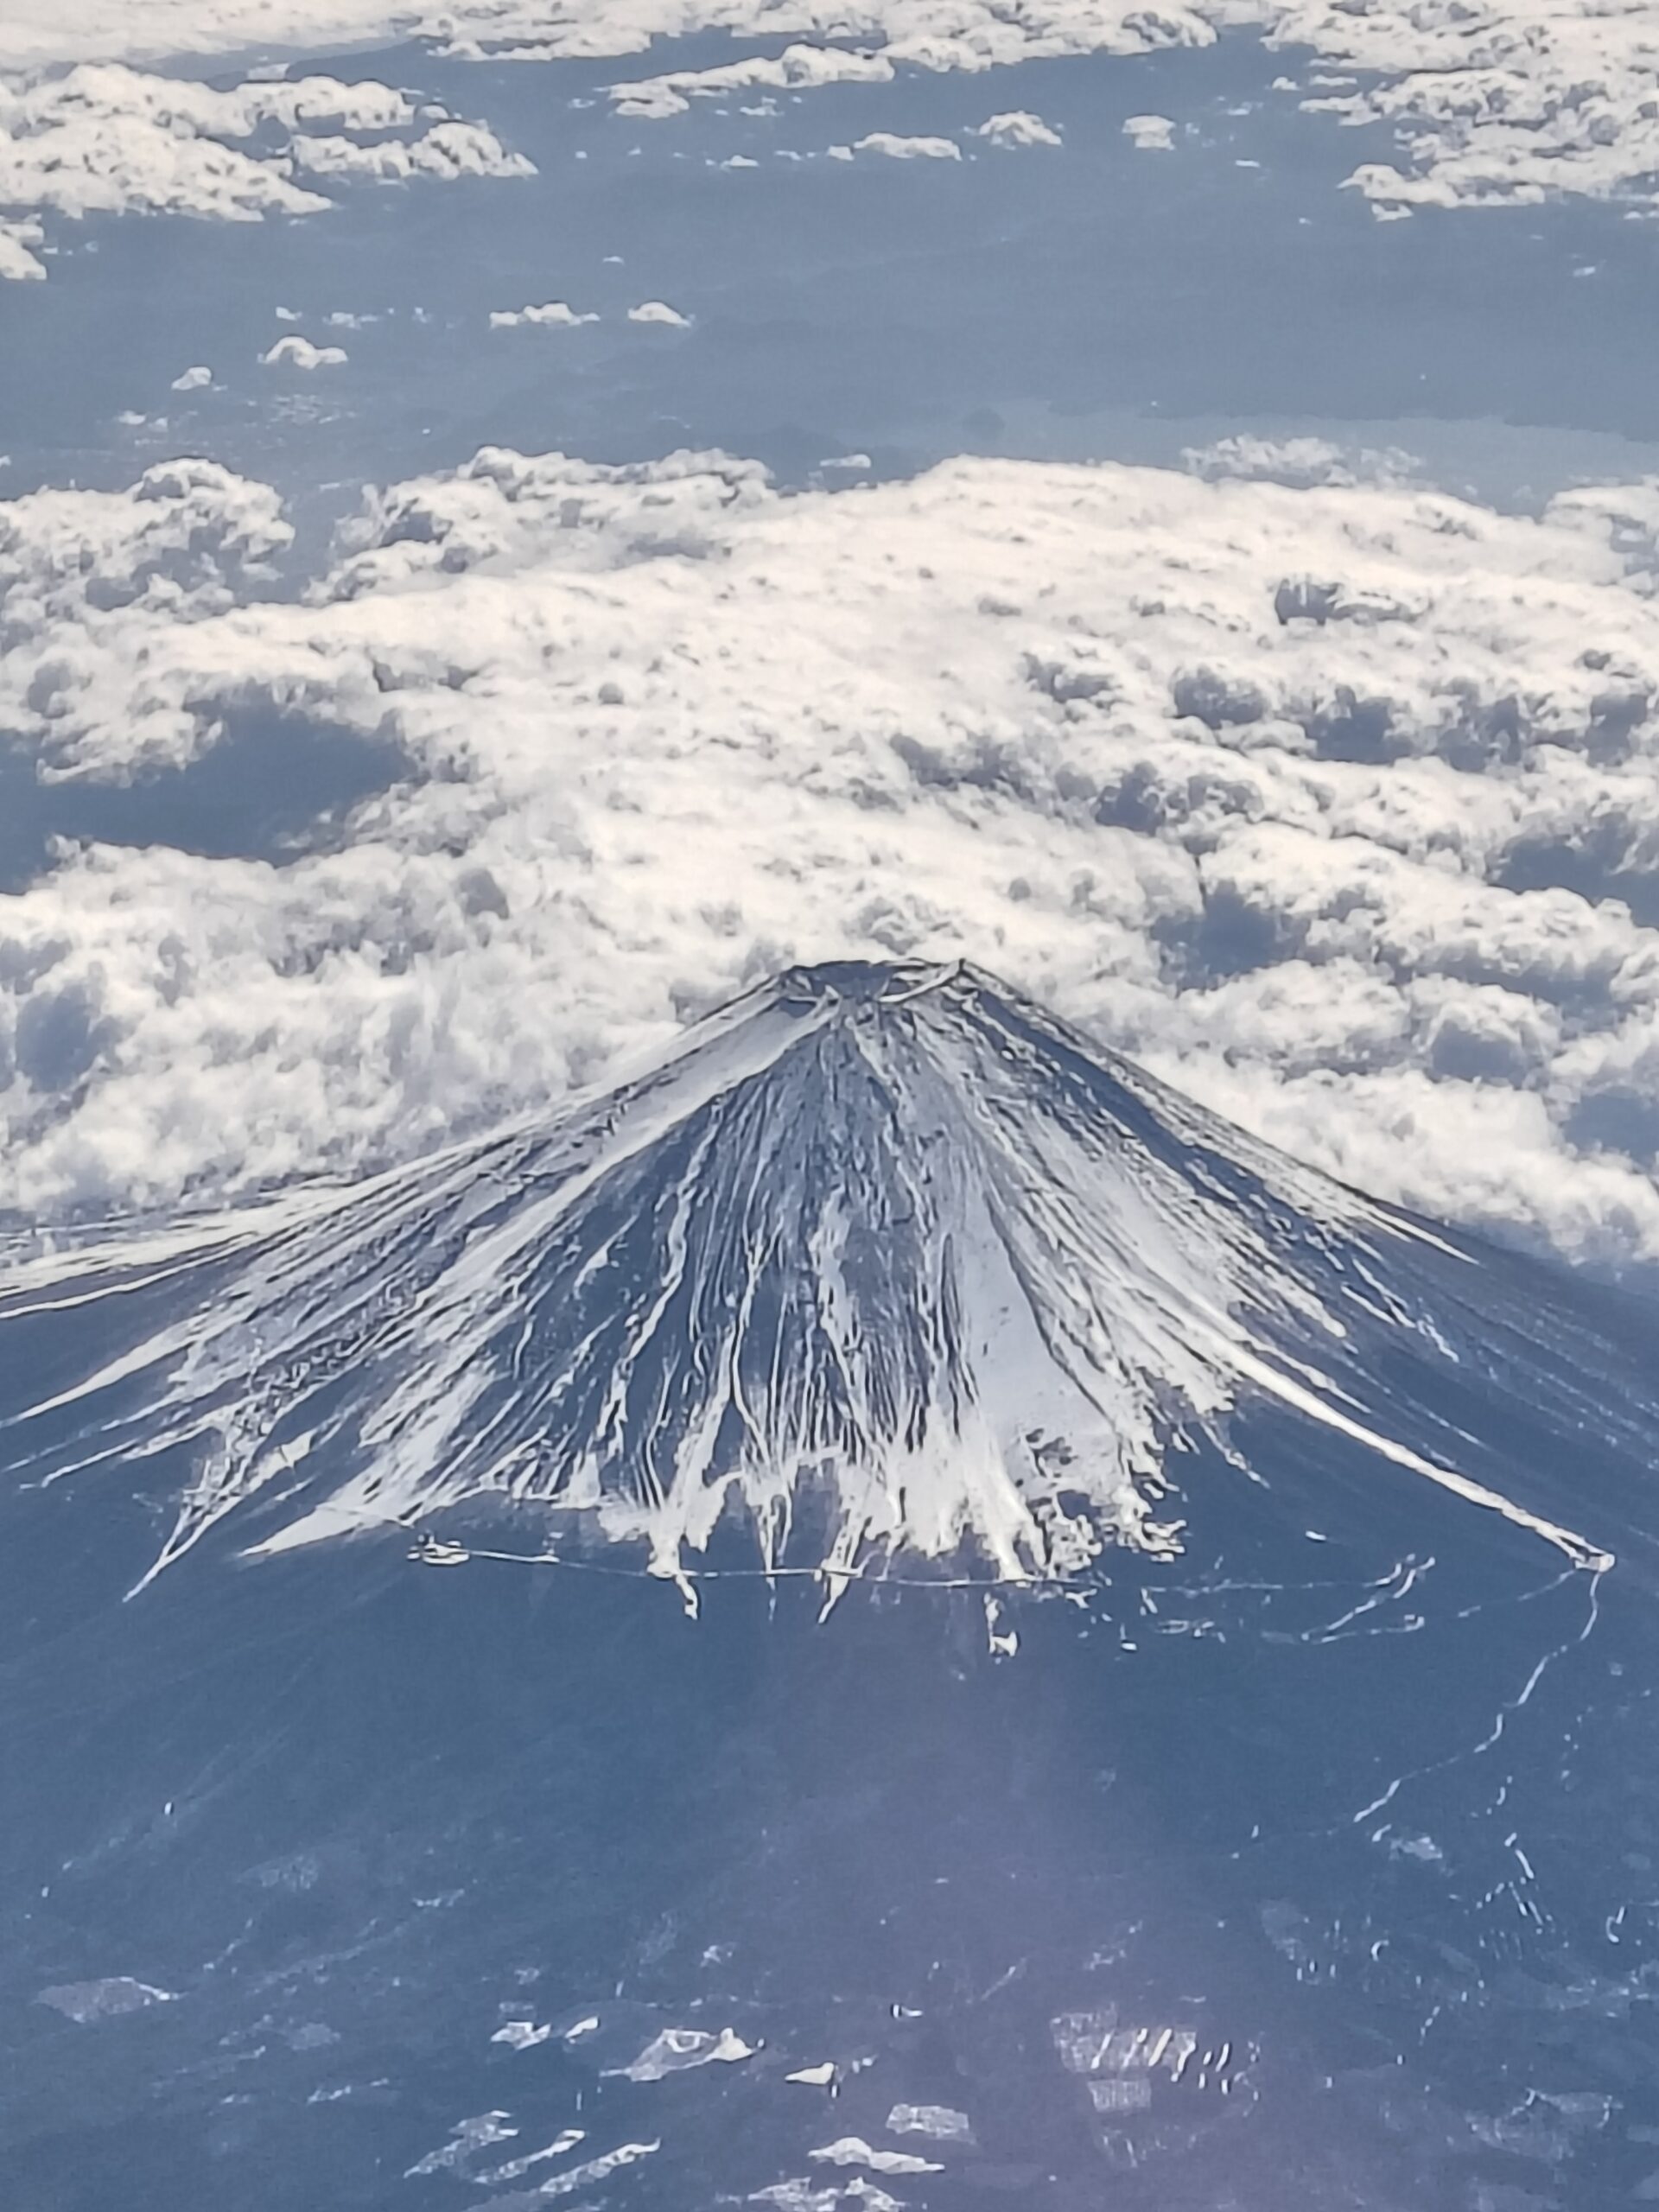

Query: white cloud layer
[
  {"left": 0, "top": 0, "right": 1214, "bottom": 73},
  {"left": 3, "top": 445, "right": 1659, "bottom": 1277},
  {"left": 1299, "top": 3, "right": 1659, "bottom": 213},
  {"left": 0, "top": 63, "right": 532, "bottom": 278},
  {"left": 3, "top": 0, "right": 1659, "bottom": 242},
  {"left": 4, "top": 0, "right": 1657, "bottom": 219}
]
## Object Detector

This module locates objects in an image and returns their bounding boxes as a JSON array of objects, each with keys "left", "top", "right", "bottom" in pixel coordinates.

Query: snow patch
[
  {"left": 36, "top": 1977, "right": 176, "bottom": 2021},
  {"left": 886, "top": 2101, "right": 975, "bottom": 2143},
  {"left": 811, "top": 2137, "right": 944, "bottom": 2173},
  {"left": 611, "top": 2025, "right": 757, "bottom": 2081}
]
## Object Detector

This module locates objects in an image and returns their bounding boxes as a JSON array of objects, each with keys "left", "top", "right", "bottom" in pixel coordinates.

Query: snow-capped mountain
[
  {"left": 6, "top": 962, "right": 1659, "bottom": 2212},
  {"left": 0, "top": 957, "right": 1640, "bottom": 1600}
]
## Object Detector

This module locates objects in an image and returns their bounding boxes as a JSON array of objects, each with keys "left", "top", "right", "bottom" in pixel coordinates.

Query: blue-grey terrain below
[
  {"left": 3, "top": 962, "right": 1658, "bottom": 2209},
  {"left": 10, "top": 35, "right": 1659, "bottom": 524}
]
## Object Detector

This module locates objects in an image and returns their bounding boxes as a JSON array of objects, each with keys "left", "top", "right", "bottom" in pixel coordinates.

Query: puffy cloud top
[
  {"left": 488, "top": 301, "right": 599, "bottom": 328},
  {"left": 606, "top": 41, "right": 895, "bottom": 119},
  {"left": 0, "top": 214, "right": 46, "bottom": 278},
  {"left": 973, "top": 111, "right": 1064, "bottom": 149},
  {"left": 845, "top": 131, "right": 961, "bottom": 160},
  {"left": 261, "top": 334, "right": 349, "bottom": 369},
  {"left": 3, "top": 442, "right": 1659, "bottom": 1278},
  {"left": 5, "top": 0, "right": 1659, "bottom": 225},
  {"left": 1122, "top": 113, "right": 1175, "bottom": 150},
  {"left": 0, "top": 63, "right": 533, "bottom": 280},
  {"left": 1181, "top": 436, "right": 1421, "bottom": 492}
]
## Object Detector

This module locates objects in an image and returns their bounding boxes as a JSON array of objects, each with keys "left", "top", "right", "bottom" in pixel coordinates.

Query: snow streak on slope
[{"left": 0, "top": 961, "right": 1613, "bottom": 1593}]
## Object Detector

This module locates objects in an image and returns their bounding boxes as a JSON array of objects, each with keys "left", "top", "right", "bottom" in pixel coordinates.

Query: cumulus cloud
[
  {"left": 0, "top": 453, "right": 289, "bottom": 627},
  {"left": 168, "top": 364, "right": 213, "bottom": 391},
  {"left": 1122, "top": 113, "right": 1175, "bottom": 151},
  {"left": 842, "top": 131, "right": 961, "bottom": 161},
  {"left": 626, "top": 299, "right": 690, "bottom": 326},
  {"left": 6, "top": 0, "right": 1659, "bottom": 215},
  {"left": 0, "top": 0, "right": 1200, "bottom": 72},
  {"left": 287, "top": 118, "right": 532, "bottom": 183},
  {"left": 261, "top": 334, "right": 347, "bottom": 369},
  {"left": 1295, "top": 2, "right": 1659, "bottom": 213},
  {"left": 606, "top": 42, "right": 894, "bottom": 121},
  {"left": 3, "top": 444, "right": 1659, "bottom": 1278},
  {"left": 1181, "top": 435, "right": 1421, "bottom": 491},
  {"left": 973, "top": 111, "right": 1063, "bottom": 149},
  {"left": 488, "top": 301, "right": 599, "bottom": 328},
  {"left": 0, "top": 63, "right": 532, "bottom": 278},
  {"left": 0, "top": 213, "right": 46, "bottom": 279}
]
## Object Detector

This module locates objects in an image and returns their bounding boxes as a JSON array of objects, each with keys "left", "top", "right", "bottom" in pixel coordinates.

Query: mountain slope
[
  {"left": 5, "top": 963, "right": 1659, "bottom": 2212},
  {"left": 0, "top": 957, "right": 1640, "bottom": 1599}
]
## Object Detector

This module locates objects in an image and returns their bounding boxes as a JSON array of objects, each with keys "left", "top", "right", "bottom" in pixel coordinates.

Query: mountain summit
[{"left": 2, "top": 957, "right": 1631, "bottom": 1596}]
